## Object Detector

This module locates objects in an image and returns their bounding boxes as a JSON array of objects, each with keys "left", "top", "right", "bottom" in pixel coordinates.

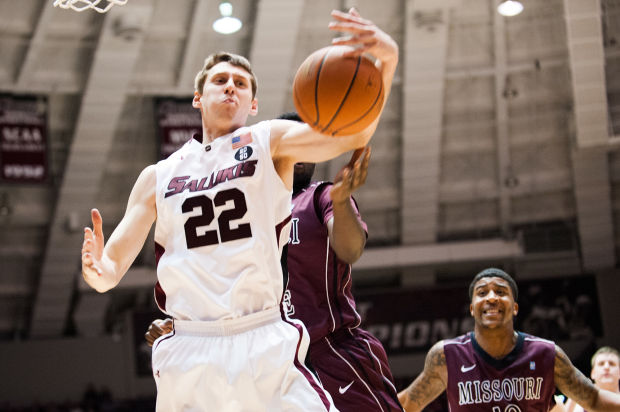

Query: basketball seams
[
  {"left": 293, "top": 45, "right": 383, "bottom": 137},
  {"left": 313, "top": 48, "right": 331, "bottom": 127},
  {"left": 320, "top": 55, "right": 361, "bottom": 135},
  {"left": 331, "top": 78, "right": 384, "bottom": 136}
]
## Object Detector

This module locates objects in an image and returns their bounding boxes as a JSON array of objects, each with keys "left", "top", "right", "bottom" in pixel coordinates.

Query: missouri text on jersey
[
  {"left": 165, "top": 160, "right": 258, "bottom": 198},
  {"left": 458, "top": 377, "right": 544, "bottom": 406}
]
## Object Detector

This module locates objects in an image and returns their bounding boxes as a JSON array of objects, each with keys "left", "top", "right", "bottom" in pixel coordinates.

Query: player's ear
[
  {"left": 469, "top": 303, "right": 473, "bottom": 317},
  {"left": 249, "top": 98, "right": 258, "bottom": 116},
  {"left": 192, "top": 92, "right": 202, "bottom": 109},
  {"left": 513, "top": 302, "right": 519, "bottom": 316}
]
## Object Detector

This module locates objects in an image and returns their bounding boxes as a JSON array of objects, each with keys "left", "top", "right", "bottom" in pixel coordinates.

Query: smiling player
[{"left": 397, "top": 268, "right": 620, "bottom": 412}]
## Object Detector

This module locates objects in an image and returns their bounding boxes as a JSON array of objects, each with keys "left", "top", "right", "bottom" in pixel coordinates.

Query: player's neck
[
  {"left": 474, "top": 326, "right": 518, "bottom": 359},
  {"left": 598, "top": 382, "right": 620, "bottom": 393},
  {"left": 201, "top": 119, "right": 245, "bottom": 145}
]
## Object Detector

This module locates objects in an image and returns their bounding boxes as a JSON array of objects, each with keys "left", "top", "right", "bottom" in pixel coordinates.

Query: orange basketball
[{"left": 293, "top": 45, "right": 384, "bottom": 137}]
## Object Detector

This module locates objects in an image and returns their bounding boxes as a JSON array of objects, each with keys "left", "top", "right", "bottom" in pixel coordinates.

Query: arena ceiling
[{"left": 0, "top": 0, "right": 619, "bottom": 339}]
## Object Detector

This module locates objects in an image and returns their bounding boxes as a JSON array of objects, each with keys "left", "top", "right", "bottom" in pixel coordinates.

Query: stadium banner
[
  {"left": 155, "top": 97, "right": 201, "bottom": 159},
  {"left": 0, "top": 94, "right": 48, "bottom": 183},
  {"left": 356, "top": 275, "right": 602, "bottom": 357}
]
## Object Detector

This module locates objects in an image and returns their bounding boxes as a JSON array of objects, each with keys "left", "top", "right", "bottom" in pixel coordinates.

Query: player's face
[
  {"left": 193, "top": 62, "right": 257, "bottom": 125},
  {"left": 470, "top": 276, "right": 518, "bottom": 330},
  {"left": 293, "top": 163, "right": 315, "bottom": 193},
  {"left": 591, "top": 353, "right": 620, "bottom": 387}
]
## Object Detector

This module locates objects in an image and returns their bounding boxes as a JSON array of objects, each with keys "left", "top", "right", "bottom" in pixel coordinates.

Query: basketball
[{"left": 293, "top": 45, "right": 384, "bottom": 136}]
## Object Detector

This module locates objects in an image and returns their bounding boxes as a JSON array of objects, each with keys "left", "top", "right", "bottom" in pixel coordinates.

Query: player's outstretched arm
[
  {"left": 398, "top": 341, "right": 448, "bottom": 412},
  {"left": 271, "top": 9, "right": 398, "bottom": 168},
  {"left": 145, "top": 318, "right": 173, "bottom": 347},
  {"left": 81, "top": 165, "right": 156, "bottom": 292},
  {"left": 554, "top": 345, "right": 620, "bottom": 411},
  {"left": 327, "top": 147, "right": 370, "bottom": 263}
]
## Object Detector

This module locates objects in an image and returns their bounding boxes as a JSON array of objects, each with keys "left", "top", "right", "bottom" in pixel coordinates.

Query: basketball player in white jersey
[{"left": 80, "top": 8, "right": 398, "bottom": 412}]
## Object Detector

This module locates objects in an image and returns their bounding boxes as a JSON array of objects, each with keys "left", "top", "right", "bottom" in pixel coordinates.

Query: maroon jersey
[
  {"left": 284, "top": 181, "right": 367, "bottom": 343},
  {"left": 444, "top": 332, "right": 556, "bottom": 411}
]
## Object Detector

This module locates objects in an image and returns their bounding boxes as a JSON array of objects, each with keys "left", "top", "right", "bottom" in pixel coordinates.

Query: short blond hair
[
  {"left": 591, "top": 346, "right": 620, "bottom": 368},
  {"left": 194, "top": 52, "right": 257, "bottom": 98}
]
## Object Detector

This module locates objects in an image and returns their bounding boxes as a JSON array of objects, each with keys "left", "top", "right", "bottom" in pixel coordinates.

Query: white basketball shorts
[{"left": 151, "top": 306, "right": 338, "bottom": 411}]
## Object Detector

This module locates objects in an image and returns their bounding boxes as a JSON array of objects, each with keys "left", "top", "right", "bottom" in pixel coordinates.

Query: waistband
[{"left": 173, "top": 306, "right": 281, "bottom": 336}]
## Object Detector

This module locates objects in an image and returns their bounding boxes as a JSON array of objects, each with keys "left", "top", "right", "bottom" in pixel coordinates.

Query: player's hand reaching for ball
[
  {"left": 145, "top": 318, "right": 174, "bottom": 347},
  {"left": 331, "top": 146, "right": 371, "bottom": 204},
  {"left": 329, "top": 8, "right": 399, "bottom": 70}
]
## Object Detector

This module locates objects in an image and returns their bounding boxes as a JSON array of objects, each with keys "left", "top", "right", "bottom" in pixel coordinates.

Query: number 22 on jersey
[{"left": 181, "top": 188, "right": 252, "bottom": 249}]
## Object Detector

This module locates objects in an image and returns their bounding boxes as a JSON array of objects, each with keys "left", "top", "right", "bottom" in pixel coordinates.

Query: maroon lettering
[
  {"left": 165, "top": 160, "right": 259, "bottom": 199},
  {"left": 165, "top": 176, "right": 190, "bottom": 198}
]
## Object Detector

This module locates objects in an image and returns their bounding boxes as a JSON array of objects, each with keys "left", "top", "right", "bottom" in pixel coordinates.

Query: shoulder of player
[{"left": 425, "top": 340, "right": 448, "bottom": 370}]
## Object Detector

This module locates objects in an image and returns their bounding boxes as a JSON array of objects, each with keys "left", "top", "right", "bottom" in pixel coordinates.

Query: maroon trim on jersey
[
  {"left": 154, "top": 281, "right": 167, "bottom": 313},
  {"left": 279, "top": 306, "right": 333, "bottom": 411},
  {"left": 154, "top": 241, "right": 166, "bottom": 312},
  {"left": 154, "top": 241, "right": 165, "bottom": 266},
  {"left": 153, "top": 326, "right": 175, "bottom": 351},
  {"left": 275, "top": 214, "right": 292, "bottom": 248}
]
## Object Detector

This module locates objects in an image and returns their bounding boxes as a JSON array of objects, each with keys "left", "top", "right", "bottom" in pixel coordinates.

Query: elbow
[
  {"left": 83, "top": 274, "right": 116, "bottom": 293},
  {"left": 335, "top": 245, "right": 365, "bottom": 264},
  {"left": 93, "top": 284, "right": 113, "bottom": 293}
]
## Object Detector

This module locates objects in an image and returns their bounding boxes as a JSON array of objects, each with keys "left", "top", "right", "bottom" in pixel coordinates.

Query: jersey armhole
[{"left": 313, "top": 181, "right": 332, "bottom": 225}]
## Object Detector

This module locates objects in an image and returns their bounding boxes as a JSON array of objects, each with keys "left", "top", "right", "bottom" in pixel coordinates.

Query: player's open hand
[
  {"left": 81, "top": 208, "right": 105, "bottom": 281},
  {"left": 145, "top": 318, "right": 173, "bottom": 347},
  {"left": 331, "top": 146, "right": 371, "bottom": 204},
  {"left": 329, "top": 8, "right": 398, "bottom": 67}
]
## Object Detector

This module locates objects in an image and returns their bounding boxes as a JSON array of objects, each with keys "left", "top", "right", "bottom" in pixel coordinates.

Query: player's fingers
[
  {"left": 144, "top": 332, "right": 155, "bottom": 347},
  {"left": 329, "top": 23, "right": 374, "bottom": 37},
  {"left": 82, "top": 252, "right": 92, "bottom": 265},
  {"left": 331, "top": 9, "right": 372, "bottom": 26},
  {"left": 348, "top": 147, "right": 365, "bottom": 167},
  {"left": 82, "top": 238, "right": 93, "bottom": 254},
  {"left": 84, "top": 227, "right": 93, "bottom": 242},
  {"left": 348, "top": 7, "right": 361, "bottom": 17},
  {"left": 91, "top": 208, "right": 103, "bottom": 239}
]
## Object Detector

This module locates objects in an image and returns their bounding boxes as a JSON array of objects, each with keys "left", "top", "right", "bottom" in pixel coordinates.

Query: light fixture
[
  {"left": 213, "top": 2, "right": 242, "bottom": 35},
  {"left": 497, "top": 1, "right": 524, "bottom": 17}
]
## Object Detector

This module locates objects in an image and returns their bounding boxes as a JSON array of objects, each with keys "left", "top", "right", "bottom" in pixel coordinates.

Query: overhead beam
[
  {"left": 249, "top": 0, "right": 305, "bottom": 122},
  {"left": 564, "top": 0, "right": 615, "bottom": 270},
  {"left": 354, "top": 238, "right": 522, "bottom": 270},
  {"left": 400, "top": 0, "right": 452, "bottom": 245},
  {"left": 29, "top": 1, "right": 154, "bottom": 338},
  {"left": 176, "top": 0, "right": 211, "bottom": 92},
  {"left": 492, "top": 0, "right": 513, "bottom": 236}
]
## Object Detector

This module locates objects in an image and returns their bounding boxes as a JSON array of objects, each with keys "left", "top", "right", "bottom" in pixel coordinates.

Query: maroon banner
[
  {"left": 0, "top": 94, "right": 48, "bottom": 183},
  {"left": 356, "top": 275, "right": 602, "bottom": 356},
  {"left": 156, "top": 97, "right": 202, "bottom": 159}
]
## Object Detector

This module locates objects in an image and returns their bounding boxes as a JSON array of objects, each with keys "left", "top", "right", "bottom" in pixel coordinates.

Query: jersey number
[
  {"left": 492, "top": 405, "right": 521, "bottom": 412},
  {"left": 182, "top": 188, "right": 252, "bottom": 249}
]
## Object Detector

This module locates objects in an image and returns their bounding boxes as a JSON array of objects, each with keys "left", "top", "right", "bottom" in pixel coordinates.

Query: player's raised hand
[
  {"left": 81, "top": 208, "right": 105, "bottom": 281},
  {"left": 331, "top": 146, "right": 371, "bottom": 204},
  {"left": 145, "top": 318, "right": 173, "bottom": 347},
  {"left": 329, "top": 8, "right": 398, "bottom": 65}
]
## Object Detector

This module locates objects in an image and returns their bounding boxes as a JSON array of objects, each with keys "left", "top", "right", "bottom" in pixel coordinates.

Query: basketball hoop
[{"left": 53, "top": 0, "right": 128, "bottom": 13}]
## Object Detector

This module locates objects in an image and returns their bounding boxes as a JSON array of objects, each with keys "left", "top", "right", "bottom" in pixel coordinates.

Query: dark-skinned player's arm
[
  {"left": 327, "top": 147, "right": 371, "bottom": 263},
  {"left": 554, "top": 345, "right": 620, "bottom": 411},
  {"left": 397, "top": 341, "right": 449, "bottom": 412}
]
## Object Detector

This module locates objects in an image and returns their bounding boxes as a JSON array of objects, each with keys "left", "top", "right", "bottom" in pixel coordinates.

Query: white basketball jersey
[{"left": 153, "top": 120, "right": 292, "bottom": 321}]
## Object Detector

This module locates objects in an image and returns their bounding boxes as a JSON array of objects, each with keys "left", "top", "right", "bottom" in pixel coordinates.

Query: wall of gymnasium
[{"left": 0, "top": 270, "right": 618, "bottom": 406}]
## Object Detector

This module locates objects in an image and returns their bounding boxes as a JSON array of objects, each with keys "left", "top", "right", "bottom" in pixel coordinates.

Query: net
[{"left": 53, "top": 0, "right": 128, "bottom": 13}]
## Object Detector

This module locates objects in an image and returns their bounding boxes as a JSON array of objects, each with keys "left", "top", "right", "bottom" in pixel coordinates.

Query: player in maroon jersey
[
  {"left": 280, "top": 114, "right": 402, "bottom": 412},
  {"left": 146, "top": 113, "right": 402, "bottom": 411},
  {"left": 397, "top": 268, "right": 620, "bottom": 412}
]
